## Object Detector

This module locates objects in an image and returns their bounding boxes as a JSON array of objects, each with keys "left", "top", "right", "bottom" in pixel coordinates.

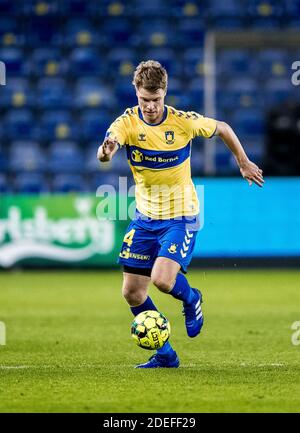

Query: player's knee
[
  {"left": 151, "top": 276, "right": 172, "bottom": 293},
  {"left": 122, "top": 285, "right": 145, "bottom": 306}
]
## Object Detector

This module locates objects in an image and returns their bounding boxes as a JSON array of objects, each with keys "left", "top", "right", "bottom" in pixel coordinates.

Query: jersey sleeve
[
  {"left": 105, "top": 115, "right": 128, "bottom": 148},
  {"left": 185, "top": 111, "right": 217, "bottom": 139}
]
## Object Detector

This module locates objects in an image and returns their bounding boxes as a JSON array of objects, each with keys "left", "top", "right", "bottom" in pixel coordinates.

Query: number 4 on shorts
[{"left": 123, "top": 229, "right": 136, "bottom": 247}]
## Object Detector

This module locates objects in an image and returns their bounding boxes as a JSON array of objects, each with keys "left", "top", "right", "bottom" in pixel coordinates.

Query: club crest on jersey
[
  {"left": 138, "top": 133, "right": 146, "bottom": 141},
  {"left": 165, "top": 130, "right": 175, "bottom": 144},
  {"left": 131, "top": 149, "right": 143, "bottom": 162},
  {"left": 168, "top": 243, "right": 178, "bottom": 254}
]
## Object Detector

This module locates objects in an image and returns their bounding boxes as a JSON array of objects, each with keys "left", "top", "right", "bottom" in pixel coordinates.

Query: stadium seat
[
  {"left": 217, "top": 78, "right": 261, "bottom": 111},
  {"left": 231, "top": 108, "right": 265, "bottom": 136},
  {"left": 218, "top": 49, "right": 259, "bottom": 78},
  {"left": 0, "top": 174, "right": 9, "bottom": 193},
  {"left": 64, "top": 19, "right": 102, "bottom": 47},
  {"left": 52, "top": 174, "right": 88, "bottom": 192},
  {"left": 10, "top": 141, "right": 47, "bottom": 172},
  {"left": 183, "top": 48, "right": 204, "bottom": 78},
  {"left": 133, "top": 20, "right": 176, "bottom": 48},
  {"left": 48, "top": 141, "right": 84, "bottom": 174},
  {"left": 0, "top": 18, "right": 22, "bottom": 46},
  {"left": 187, "top": 78, "right": 205, "bottom": 110},
  {"left": 4, "top": 109, "right": 37, "bottom": 140},
  {"left": 14, "top": 173, "right": 48, "bottom": 193},
  {"left": 69, "top": 48, "right": 103, "bottom": 76},
  {"left": 177, "top": 18, "right": 205, "bottom": 46},
  {"left": 93, "top": 0, "right": 129, "bottom": 17},
  {"left": 0, "top": 0, "right": 19, "bottom": 14},
  {"left": 114, "top": 78, "right": 137, "bottom": 107},
  {"left": 264, "top": 78, "right": 293, "bottom": 106},
  {"left": 22, "top": 0, "right": 59, "bottom": 16},
  {"left": 0, "top": 148, "right": 8, "bottom": 172},
  {"left": 79, "top": 110, "right": 112, "bottom": 140},
  {"left": 257, "top": 49, "right": 289, "bottom": 78},
  {"left": 25, "top": 17, "right": 63, "bottom": 46},
  {"left": 92, "top": 172, "right": 122, "bottom": 191},
  {"left": 0, "top": 78, "right": 33, "bottom": 109},
  {"left": 131, "top": 0, "right": 169, "bottom": 17},
  {"left": 0, "top": 48, "right": 24, "bottom": 76},
  {"left": 28, "top": 48, "right": 67, "bottom": 77},
  {"left": 107, "top": 48, "right": 138, "bottom": 78},
  {"left": 61, "top": 0, "right": 92, "bottom": 15},
  {"left": 37, "top": 78, "right": 71, "bottom": 109},
  {"left": 74, "top": 78, "right": 115, "bottom": 109},
  {"left": 101, "top": 18, "right": 132, "bottom": 45},
  {"left": 40, "top": 111, "right": 76, "bottom": 141}
]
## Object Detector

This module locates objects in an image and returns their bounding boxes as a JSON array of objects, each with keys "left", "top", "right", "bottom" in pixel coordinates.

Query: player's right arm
[
  {"left": 97, "top": 113, "right": 128, "bottom": 163},
  {"left": 97, "top": 137, "right": 119, "bottom": 162}
]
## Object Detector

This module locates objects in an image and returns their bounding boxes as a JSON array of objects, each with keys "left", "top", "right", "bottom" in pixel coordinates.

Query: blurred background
[{"left": 0, "top": 0, "right": 300, "bottom": 268}]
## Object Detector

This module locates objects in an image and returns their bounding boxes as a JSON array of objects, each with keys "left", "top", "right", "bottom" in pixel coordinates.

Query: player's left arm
[{"left": 215, "top": 121, "right": 264, "bottom": 187}]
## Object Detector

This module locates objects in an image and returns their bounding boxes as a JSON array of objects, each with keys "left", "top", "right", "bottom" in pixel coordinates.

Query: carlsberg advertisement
[{"left": 0, "top": 195, "right": 130, "bottom": 268}]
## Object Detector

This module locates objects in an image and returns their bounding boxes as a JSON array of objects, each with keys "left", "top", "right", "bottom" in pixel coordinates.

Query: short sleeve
[
  {"left": 106, "top": 115, "right": 128, "bottom": 148},
  {"left": 185, "top": 111, "right": 217, "bottom": 139}
]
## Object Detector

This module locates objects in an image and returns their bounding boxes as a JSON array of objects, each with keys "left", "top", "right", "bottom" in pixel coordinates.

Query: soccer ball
[{"left": 131, "top": 310, "right": 171, "bottom": 350}]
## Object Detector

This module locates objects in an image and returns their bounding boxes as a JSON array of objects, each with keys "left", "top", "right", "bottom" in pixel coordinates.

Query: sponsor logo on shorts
[{"left": 119, "top": 248, "right": 150, "bottom": 261}]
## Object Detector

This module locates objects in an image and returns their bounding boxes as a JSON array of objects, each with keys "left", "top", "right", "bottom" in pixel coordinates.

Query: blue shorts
[{"left": 118, "top": 209, "right": 200, "bottom": 273}]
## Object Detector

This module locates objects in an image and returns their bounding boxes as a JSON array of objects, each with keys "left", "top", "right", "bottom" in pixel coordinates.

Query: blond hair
[{"left": 132, "top": 60, "right": 168, "bottom": 92}]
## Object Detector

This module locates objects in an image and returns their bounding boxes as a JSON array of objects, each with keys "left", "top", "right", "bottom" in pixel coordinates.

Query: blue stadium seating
[
  {"left": 231, "top": 108, "right": 265, "bottom": 136},
  {"left": 25, "top": 17, "right": 63, "bottom": 46},
  {"left": 64, "top": 19, "right": 102, "bottom": 47},
  {"left": 28, "top": 48, "right": 67, "bottom": 77},
  {"left": 0, "top": 147, "right": 8, "bottom": 172},
  {"left": 74, "top": 79, "right": 115, "bottom": 109},
  {"left": 101, "top": 18, "right": 133, "bottom": 45},
  {"left": 37, "top": 78, "right": 71, "bottom": 109},
  {"left": 177, "top": 18, "right": 205, "bottom": 46},
  {"left": 48, "top": 141, "right": 83, "bottom": 173},
  {"left": 183, "top": 48, "right": 204, "bottom": 78},
  {"left": 0, "top": 47, "right": 24, "bottom": 76},
  {"left": 10, "top": 141, "right": 46, "bottom": 173},
  {"left": 0, "top": 174, "right": 9, "bottom": 193},
  {"left": 218, "top": 49, "right": 260, "bottom": 78},
  {"left": 79, "top": 110, "right": 112, "bottom": 141},
  {"left": 4, "top": 109, "right": 37, "bottom": 140},
  {"left": 69, "top": 48, "right": 104, "bottom": 76},
  {"left": 264, "top": 77, "right": 293, "bottom": 106},
  {"left": 52, "top": 174, "right": 88, "bottom": 192},
  {"left": 0, "top": 78, "right": 33, "bottom": 109},
  {"left": 15, "top": 173, "right": 48, "bottom": 193},
  {"left": 0, "top": 0, "right": 298, "bottom": 189},
  {"left": 40, "top": 111, "right": 77, "bottom": 141},
  {"left": 257, "top": 49, "right": 289, "bottom": 78}
]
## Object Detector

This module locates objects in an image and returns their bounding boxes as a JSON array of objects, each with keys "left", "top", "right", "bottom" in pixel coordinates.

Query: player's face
[{"left": 136, "top": 87, "right": 166, "bottom": 124}]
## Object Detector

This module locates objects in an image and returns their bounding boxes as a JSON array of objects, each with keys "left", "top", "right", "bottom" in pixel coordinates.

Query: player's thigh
[
  {"left": 118, "top": 222, "right": 158, "bottom": 270},
  {"left": 156, "top": 221, "right": 199, "bottom": 279},
  {"left": 151, "top": 257, "right": 181, "bottom": 292},
  {"left": 122, "top": 271, "right": 151, "bottom": 306}
]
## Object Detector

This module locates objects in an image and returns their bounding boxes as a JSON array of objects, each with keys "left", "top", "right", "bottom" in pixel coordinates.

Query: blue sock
[
  {"left": 169, "top": 273, "right": 195, "bottom": 304},
  {"left": 130, "top": 296, "right": 174, "bottom": 356}
]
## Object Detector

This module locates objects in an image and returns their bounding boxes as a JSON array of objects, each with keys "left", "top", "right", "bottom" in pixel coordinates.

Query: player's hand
[
  {"left": 97, "top": 137, "right": 118, "bottom": 161},
  {"left": 239, "top": 160, "right": 264, "bottom": 187}
]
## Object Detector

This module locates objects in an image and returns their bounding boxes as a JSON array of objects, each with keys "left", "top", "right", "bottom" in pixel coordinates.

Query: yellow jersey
[{"left": 106, "top": 105, "right": 217, "bottom": 219}]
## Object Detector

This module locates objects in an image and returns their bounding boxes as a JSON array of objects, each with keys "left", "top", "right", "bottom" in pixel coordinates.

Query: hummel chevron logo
[
  {"left": 180, "top": 249, "right": 187, "bottom": 258},
  {"left": 184, "top": 236, "right": 190, "bottom": 244},
  {"left": 186, "top": 230, "right": 193, "bottom": 238},
  {"left": 182, "top": 243, "right": 189, "bottom": 252}
]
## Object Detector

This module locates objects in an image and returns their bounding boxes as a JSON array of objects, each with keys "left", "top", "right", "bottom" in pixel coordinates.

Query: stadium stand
[{"left": 0, "top": 0, "right": 300, "bottom": 192}]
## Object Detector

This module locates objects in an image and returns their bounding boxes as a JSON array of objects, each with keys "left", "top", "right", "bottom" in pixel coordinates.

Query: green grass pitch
[{"left": 0, "top": 269, "right": 300, "bottom": 413}]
